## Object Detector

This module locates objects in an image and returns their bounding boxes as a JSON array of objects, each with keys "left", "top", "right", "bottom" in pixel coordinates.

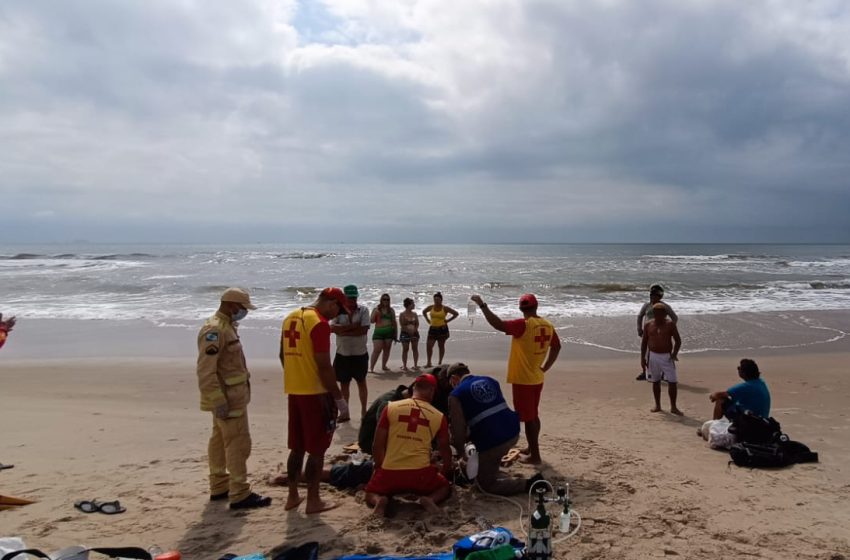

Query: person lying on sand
[{"left": 271, "top": 460, "right": 374, "bottom": 490}]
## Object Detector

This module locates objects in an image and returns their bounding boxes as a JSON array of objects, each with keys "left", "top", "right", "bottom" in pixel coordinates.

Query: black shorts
[
  {"left": 427, "top": 325, "right": 450, "bottom": 341},
  {"left": 334, "top": 353, "right": 368, "bottom": 383},
  {"left": 329, "top": 461, "right": 374, "bottom": 489}
]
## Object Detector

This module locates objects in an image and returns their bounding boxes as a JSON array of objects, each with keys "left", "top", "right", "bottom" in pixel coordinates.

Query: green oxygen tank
[{"left": 527, "top": 487, "right": 551, "bottom": 560}]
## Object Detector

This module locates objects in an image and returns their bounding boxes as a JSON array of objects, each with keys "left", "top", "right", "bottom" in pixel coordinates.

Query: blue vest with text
[{"left": 451, "top": 375, "right": 520, "bottom": 452}]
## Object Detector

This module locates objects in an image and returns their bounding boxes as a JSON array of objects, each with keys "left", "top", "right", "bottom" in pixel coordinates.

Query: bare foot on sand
[
  {"left": 519, "top": 447, "right": 530, "bottom": 455},
  {"left": 519, "top": 454, "right": 542, "bottom": 465},
  {"left": 284, "top": 495, "right": 304, "bottom": 511},
  {"left": 650, "top": 406, "right": 661, "bottom": 413},
  {"left": 371, "top": 496, "right": 390, "bottom": 517},
  {"left": 419, "top": 497, "right": 441, "bottom": 514},
  {"left": 382, "top": 367, "right": 391, "bottom": 372},
  {"left": 306, "top": 499, "right": 339, "bottom": 514},
  {"left": 671, "top": 408, "right": 684, "bottom": 416}
]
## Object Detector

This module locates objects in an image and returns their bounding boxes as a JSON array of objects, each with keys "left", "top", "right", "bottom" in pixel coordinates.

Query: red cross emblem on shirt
[
  {"left": 284, "top": 321, "right": 301, "bottom": 348},
  {"left": 398, "top": 407, "right": 430, "bottom": 433},
  {"left": 534, "top": 327, "right": 551, "bottom": 349}
]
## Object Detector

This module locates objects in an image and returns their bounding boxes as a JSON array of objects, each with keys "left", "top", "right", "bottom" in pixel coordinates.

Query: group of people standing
[
  {"left": 329, "top": 286, "right": 462, "bottom": 419},
  {"left": 195, "top": 285, "right": 562, "bottom": 515},
  {"left": 196, "top": 282, "right": 769, "bottom": 517}
]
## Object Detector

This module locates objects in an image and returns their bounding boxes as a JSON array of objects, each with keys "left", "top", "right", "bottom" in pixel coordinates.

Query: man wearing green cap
[{"left": 330, "top": 284, "right": 372, "bottom": 417}]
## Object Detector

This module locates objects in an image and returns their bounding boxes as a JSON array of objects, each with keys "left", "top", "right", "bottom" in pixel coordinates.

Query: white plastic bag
[
  {"left": 0, "top": 538, "right": 27, "bottom": 559},
  {"left": 707, "top": 418, "right": 736, "bottom": 450}
]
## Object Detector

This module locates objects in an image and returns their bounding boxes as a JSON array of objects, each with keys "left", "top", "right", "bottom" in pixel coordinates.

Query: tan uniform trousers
[{"left": 208, "top": 411, "right": 252, "bottom": 504}]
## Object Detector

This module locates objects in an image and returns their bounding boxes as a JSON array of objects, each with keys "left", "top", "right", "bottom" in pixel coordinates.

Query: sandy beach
[{"left": 2, "top": 317, "right": 850, "bottom": 559}]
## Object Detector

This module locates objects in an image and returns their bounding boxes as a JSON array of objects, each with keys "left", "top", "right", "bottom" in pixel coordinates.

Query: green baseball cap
[{"left": 343, "top": 284, "right": 359, "bottom": 298}]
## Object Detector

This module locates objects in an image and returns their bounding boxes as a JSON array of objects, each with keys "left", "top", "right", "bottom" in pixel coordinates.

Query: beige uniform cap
[{"left": 221, "top": 287, "right": 257, "bottom": 309}]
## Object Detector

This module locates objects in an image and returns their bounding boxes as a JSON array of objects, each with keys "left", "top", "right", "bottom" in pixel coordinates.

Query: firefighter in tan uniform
[{"left": 197, "top": 287, "right": 271, "bottom": 510}]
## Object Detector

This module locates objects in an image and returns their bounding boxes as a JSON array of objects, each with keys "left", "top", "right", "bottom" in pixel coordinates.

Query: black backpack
[
  {"left": 728, "top": 409, "right": 782, "bottom": 444},
  {"left": 729, "top": 439, "right": 819, "bottom": 468}
]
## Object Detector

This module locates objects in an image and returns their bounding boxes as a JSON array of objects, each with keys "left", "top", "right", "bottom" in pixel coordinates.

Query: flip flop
[
  {"left": 342, "top": 442, "right": 361, "bottom": 453},
  {"left": 501, "top": 448, "right": 521, "bottom": 467},
  {"left": 97, "top": 500, "right": 126, "bottom": 514},
  {"left": 74, "top": 499, "right": 99, "bottom": 514}
]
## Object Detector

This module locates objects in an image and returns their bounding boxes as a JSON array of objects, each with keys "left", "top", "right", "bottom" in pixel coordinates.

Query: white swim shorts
[{"left": 647, "top": 351, "right": 678, "bottom": 383}]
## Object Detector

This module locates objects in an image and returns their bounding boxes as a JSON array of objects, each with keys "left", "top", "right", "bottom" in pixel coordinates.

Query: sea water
[{"left": 1, "top": 243, "right": 848, "bottom": 355}]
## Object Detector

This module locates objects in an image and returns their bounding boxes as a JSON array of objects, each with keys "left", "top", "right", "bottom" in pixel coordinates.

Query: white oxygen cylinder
[{"left": 465, "top": 442, "right": 479, "bottom": 479}]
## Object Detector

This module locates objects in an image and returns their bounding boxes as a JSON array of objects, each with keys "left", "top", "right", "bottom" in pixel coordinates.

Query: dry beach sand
[{"left": 1, "top": 316, "right": 850, "bottom": 559}]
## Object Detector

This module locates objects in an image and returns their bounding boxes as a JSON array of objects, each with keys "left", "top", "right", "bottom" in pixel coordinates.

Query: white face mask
[{"left": 231, "top": 308, "right": 248, "bottom": 322}]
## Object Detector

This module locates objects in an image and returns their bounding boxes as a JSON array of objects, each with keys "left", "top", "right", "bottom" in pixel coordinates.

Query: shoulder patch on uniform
[
  {"left": 205, "top": 332, "right": 219, "bottom": 342},
  {"left": 205, "top": 346, "right": 219, "bottom": 355}
]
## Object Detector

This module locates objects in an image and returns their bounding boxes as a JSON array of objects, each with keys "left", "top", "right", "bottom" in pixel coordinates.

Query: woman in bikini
[
  {"left": 370, "top": 293, "right": 398, "bottom": 372},
  {"left": 422, "top": 292, "right": 459, "bottom": 367},
  {"left": 398, "top": 298, "right": 420, "bottom": 371}
]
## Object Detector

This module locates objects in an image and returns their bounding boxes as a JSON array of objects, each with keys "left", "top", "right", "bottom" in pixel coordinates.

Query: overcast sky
[{"left": 1, "top": 0, "right": 849, "bottom": 244}]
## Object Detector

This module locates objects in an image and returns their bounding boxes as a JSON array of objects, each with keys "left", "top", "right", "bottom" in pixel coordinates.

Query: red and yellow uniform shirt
[
  {"left": 378, "top": 398, "right": 447, "bottom": 471},
  {"left": 281, "top": 307, "right": 331, "bottom": 395},
  {"left": 504, "top": 316, "right": 560, "bottom": 385}
]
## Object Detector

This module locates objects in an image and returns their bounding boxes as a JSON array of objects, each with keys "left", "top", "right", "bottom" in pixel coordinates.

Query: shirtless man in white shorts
[{"left": 640, "top": 303, "right": 683, "bottom": 415}]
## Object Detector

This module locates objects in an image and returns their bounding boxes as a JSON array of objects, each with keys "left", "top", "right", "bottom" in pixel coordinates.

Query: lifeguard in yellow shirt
[
  {"left": 471, "top": 294, "right": 561, "bottom": 465},
  {"left": 365, "top": 373, "right": 453, "bottom": 517},
  {"left": 280, "top": 287, "right": 352, "bottom": 515}
]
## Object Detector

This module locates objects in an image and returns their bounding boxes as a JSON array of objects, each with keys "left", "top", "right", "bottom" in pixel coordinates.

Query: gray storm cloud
[{"left": 1, "top": 0, "right": 848, "bottom": 242}]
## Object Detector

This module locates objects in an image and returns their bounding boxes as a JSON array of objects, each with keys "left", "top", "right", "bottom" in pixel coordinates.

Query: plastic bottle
[{"left": 465, "top": 442, "right": 479, "bottom": 479}]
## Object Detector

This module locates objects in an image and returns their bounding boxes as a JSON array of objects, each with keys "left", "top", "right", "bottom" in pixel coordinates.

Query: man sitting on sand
[
  {"left": 709, "top": 358, "right": 771, "bottom": 420},
  {"left": 364, "top": 373, "right": 453, "bottom": 516},
  {"left": 640, "top": 303, "right": 683, "bottom": 414}
]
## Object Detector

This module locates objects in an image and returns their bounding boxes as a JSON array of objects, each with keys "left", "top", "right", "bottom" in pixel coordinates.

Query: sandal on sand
[
  {"left": 342, "top": 442, "right": 361, "bottom": 453},
  {"left": 74, "top": 499, "right": 99, "bottom": 514},
  {"left": 501, "top": 448, "right": 522, "bottom": 467},
  {"left": 75, "top": 499, "right": 126, "bottom": 514},
  {"left": 97, "top": 500, "right": 126, "bottom": 514}
]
